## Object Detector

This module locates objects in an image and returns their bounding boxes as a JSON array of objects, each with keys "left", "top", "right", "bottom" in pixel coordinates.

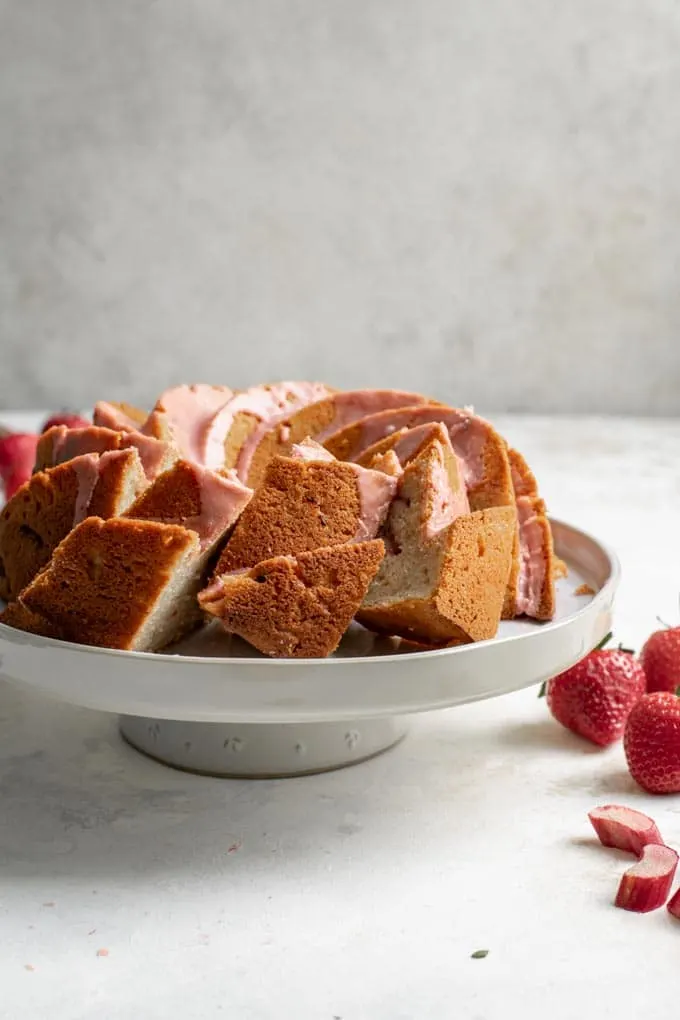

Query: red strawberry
[
  {"left": 615, "top": 843, "right": 678, "bottom": 912},
  {"left": 640, "top": 625, "right": 680, "bottom": 694},
  {"left": 0, "top": 432, "right": 39, "bottom": 501},
  {"left": 41, "top": 412, "right": 90, "bottom": 433},
  {"left": 543, "top": 635, "right": 645, "bottom": 746},
  {"left": 624, "top": 692, "right": 680, "bottom": 793}
]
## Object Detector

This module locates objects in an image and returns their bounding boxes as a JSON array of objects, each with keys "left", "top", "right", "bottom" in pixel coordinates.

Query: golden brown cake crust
[
  {"left": 0, "top": 452, "right": 145, "bottom": 603},
  {"left": 0, "top": 601, "right": 66, "bottom": 640},
  {"left": 245, "top": 390, "right": 435, "bottom": 489},
  {"left": 508, "top": 447, "right": 539, "bottom": 498},
  {"left": 358, "top": 507, "right": 515, "bottom": 645},
  {"left": 0, "top": 460, "right": 92, "bottom": 602},
  {"left": 200, "top": 540, "right": 385, "bottom": 658},
  {"left": 20, "top": 517, "right": 199, "bottom": 649},
  {"left": 215, "top": 457, "right": 366, "bottom": 573},
  {"left": 124, "top": 459, "right": 208, "bottom": 524},
  {"left": 88, "top": 450, "right": 147, "bottom": 519}
]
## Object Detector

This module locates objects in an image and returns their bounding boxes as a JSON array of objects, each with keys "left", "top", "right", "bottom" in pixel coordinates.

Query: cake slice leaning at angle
[
  {"left": 0, "top": 449, "right": 146, "bottom": 602},
  {"left": 17, "top": 517, "right": 204, "bottom": 651},
  {"left": 357, "top": 434, "right": 515, "bottom": 645},
  {"left": 245, "top": 389, "right": 437, "bottom": 489},
  {"left": 124, "top": 458, "right": 252, "bottom": 559},
  {"left": 36, "top": 424, "right": 177, "bottom": 481},
  {"left": 199, "top": 540, "right": 385, "bottom": 658},
  {"left": 213, "top": 448, "right": 397, "bottom": 574}
]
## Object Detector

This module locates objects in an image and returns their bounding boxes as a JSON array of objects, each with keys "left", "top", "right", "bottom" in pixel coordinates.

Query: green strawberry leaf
[{"left": 471, "top": 949, "right": 489, "bottom": 959}]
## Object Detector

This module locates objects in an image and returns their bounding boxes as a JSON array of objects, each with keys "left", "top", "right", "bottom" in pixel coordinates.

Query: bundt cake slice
[
  {"left": 0, "top": 449, "right": 146, "bottom": 602},
  {"left": 214, "top": 453, "right": 397, "bottom": 574},
  {"left": 36, "top": 424, "right": 176, "bottom": 480},
  {"left": 199, "top": 539, "right": 385, "bottom": 658},
  {"left": 245, "top": 389, "right": 436, "bottom": 488},
  {"left": 124, "top": 459, "right": 252, "bottom": 554},
  {"left": 506, "top": 447, "right": 557, "bottom": 621},
  {"left": 18, "top": 517, "right": 202, "bottom": 650},
  {"left": 357, "top": 437, "right": 514, "bottom": 644}
]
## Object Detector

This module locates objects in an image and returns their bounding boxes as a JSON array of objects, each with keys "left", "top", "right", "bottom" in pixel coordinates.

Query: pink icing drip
[
  {"left": 350, "top": 465, "right": 398, "bottom": 541},
  {"left": 178, "top": 466, "right": 252, "bottom": 551},
  {"left": 69, "top": 454, "right": 101, "bottom": 526},
  {"left": 425, "top": 447, "right": 470, "bottom": 540},
  {"left": 289, "top": 438, "right": 336, "bottom": 463},
  {"left": 152, "top": 384, "right": 234, "bottom": 466},
  {"left": 515, "top": 497, "right": 548, "bottom": 618},
  {"left": 233, "top": 381, "right": 332, "bottom": 479}
]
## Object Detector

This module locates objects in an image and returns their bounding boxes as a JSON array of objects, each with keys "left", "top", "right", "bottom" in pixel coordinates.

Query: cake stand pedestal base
[{"left": 119, "top": 715, "right": 408, "bottom": 778}]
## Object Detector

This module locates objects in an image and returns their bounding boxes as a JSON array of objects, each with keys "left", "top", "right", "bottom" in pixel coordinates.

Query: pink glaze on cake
[
  {"left": 182, "top": 467, "right": 252, "bottom": 551},
  {"left": 231, "top": 382, "right": 333, "bottom": 479},
  {"left": 47, "top": 426, "right": 173, "bottom": 481},
  {"left": 425, "top": 443, "right": 470, "bottom": 540},
  {"left": 151, "top": 384, "right": 234, "bottom": 467},
  {"left": 69, "top": 454, "right": 101, "bottom": 525},
  {"left": 352, "top": 466, "right": 397, "bottom": 541},
  {"left": 335, "top": 405, "right": 490, "bottom": 489},
  {"left": 514, "top": 496, "right": 548, "bottom": 618},
  {"left": 313, "top": 390, "right": 432, "bottom": 443}
]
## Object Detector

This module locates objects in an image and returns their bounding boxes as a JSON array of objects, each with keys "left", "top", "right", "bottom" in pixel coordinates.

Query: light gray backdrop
[{"left": 1, "top": 0, "right": 679, "bottom": 413}]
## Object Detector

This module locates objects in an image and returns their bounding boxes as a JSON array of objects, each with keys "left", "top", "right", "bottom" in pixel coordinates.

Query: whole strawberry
[
  {"left": 0, "top": 432, "right": 39, "bottom": 501},
  {"left": 41, "top": 411, "right": 90, "bottom": 433},
  {"left": 543, "top": 635, "right": 645, "bottom": 746},
  {"left": 624, "top": 692, "right": 680, "bottom": 794},
  {"left": 640, "top": 626, "right": 680, "bottom": 694}
]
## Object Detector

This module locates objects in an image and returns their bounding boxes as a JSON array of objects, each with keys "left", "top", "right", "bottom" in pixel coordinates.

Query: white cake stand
[{"left": 0, "top": 519, "right": 618, "bottom": 777}]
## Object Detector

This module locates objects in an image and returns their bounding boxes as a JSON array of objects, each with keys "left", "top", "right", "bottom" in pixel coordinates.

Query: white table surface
[{"left": 2, "top": 413, "right": 680, "bottom": 1020}]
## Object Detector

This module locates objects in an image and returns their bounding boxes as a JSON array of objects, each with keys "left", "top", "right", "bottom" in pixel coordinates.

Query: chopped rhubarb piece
[
  {"left": 615, "top": 844, "right": 678, "bottom": 913},
  {"left": 588, "top": 804, "right": 664, "bottom": 857},
  {"left": 667, "top": 887, "right": 680, "bottom": 919}
]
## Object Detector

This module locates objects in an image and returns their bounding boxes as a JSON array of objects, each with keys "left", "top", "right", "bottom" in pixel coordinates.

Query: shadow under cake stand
[{"left": 0, "top": 519, "right": 618, "bottom": 778}]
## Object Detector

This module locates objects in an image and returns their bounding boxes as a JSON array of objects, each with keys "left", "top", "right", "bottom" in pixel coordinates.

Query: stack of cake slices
[{"left": 0, "top": 383, "right": 561, "bottom": 658}]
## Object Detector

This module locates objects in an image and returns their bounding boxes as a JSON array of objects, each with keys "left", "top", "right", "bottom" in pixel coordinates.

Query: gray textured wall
[{"left": 1, "top": 0, "right": 679, "bottom": 413}]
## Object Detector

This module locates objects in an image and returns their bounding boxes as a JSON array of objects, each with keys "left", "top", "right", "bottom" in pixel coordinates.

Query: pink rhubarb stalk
[
  {"left": 588, "top": 804, "right": 664, "bottom": 857},
  {"left": 615, "top": 844, "right": 678, "bottom": 913}
]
